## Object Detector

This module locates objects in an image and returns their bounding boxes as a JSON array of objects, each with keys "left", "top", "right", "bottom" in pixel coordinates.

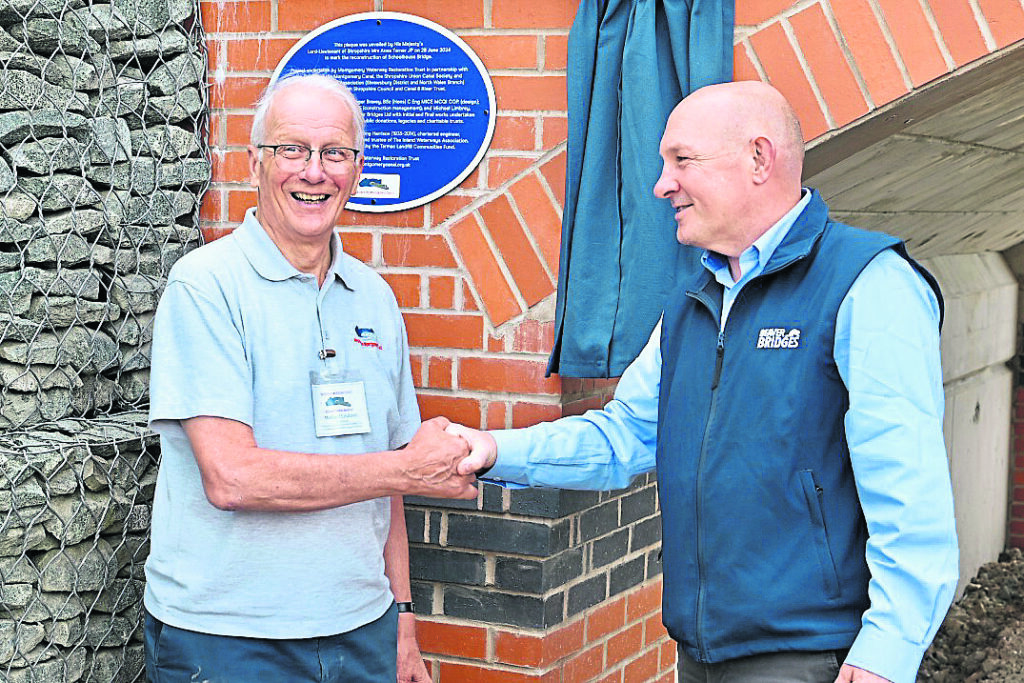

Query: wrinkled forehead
[{"left": 265, "top": 87, "right": 355, "bottom": 140}]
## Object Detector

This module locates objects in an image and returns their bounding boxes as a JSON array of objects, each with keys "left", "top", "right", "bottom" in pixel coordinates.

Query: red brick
[
  {"left": 545, "top": 34, "right": 569, "bottom": 70},
  {"left": 492, "top": 115, "right": 538, "bottom": 151},
  {"left": 277, "top": 0, "right": 373, "bottom": 31},
  {"left": 416, "top": 620, "right": 487, "bottom": 659},
  {"left": 211, "top": 76, "right": 269, "bottom": 110},
  {"left": 594, "top": 670, "right": 623, "bottom": 683},
  {"left": 644, "top": 612, "right": 669, "bottom": 646},
  {"left": 211, "top": 149, "right": 250, "bottom": 183},
  {"left": 404, "top": 313, "right": 484, "bottom": 349},
  {"left": 562, "top": 395, "right": 605, "bottom": 417},
  {"left": 200, "top": 190, "right": 222, "bottom": 222},
  {"left": 226, "top": 113, "right": 255, "bottom": 146},
  {"left": 429, "top": 276, "right": 456, "bottom": 309},
  {"left": 512, "top": 401, "right": 562, "bottom": 428},
  {"left": 509, "top": 173, "right": 562, "bottom": 273},
  {"left": 876, "top": 0, "right": 948, "bottom": 87},
  {"left": 749, "top": 24, "right": 828, "bottom": 140},
  {"left": 208, "top": 112, "right": 223, "bottom": 147},
  {"left": 459, "top": 357, "right": 561, "bottom": 395},
  {"left": 659, "top": 639, "right": 677, "bottom": 671},
  {"left": 487, "top": 333, "right": 506, "bottom": 353},
  {"left": 225, "top": 36, "right": 298, "bottom": 72},
  {"left": 542, "top": 115, "right": 568, "bottom": 148},
  {"left": 430, "top": 193, "right": 475, "bottom": 226},
  {"left": 337, "top": 231, "right": 373, "bottom": 263},
  {"left": 540, "top": 151, "right": 567, "bottom": 206},
  {"left": 977, "top": 0, "right": 1024, "bottom": 47},
  {"left": 478, "top": 194, "right": 553, "bottom": 306},
  {"left": 627, "top": 581, "right": 663, "bottom": 622},
  {"left": 382, "top": 234, "right": 458, "bottom": 267},
  {"left": 384, "top": 0, "right": 485, "bottom": 29},
  {"left": 463, "top": 281, "right": 480, "bottom": 312},
  {"left": 735, "top": 0, "right": 799, "bottom": 26},
  {"left": 226, "top": 188, "right": 257, "bottom": 223},
  {"left": 381, "top": 273, "right": 421, "bottom": 308},
  {"left": 427, "top": 356, "right": 454, "bottom": 389},
  {"left": 462, "top": 35, "right": 540, "bottom": 70},
  {"left": 563, "top": 643, "right": 605, "bottom": 682},
  {"left": 624, "top": 646, "right": 661, "bottom": 682},
  {"left": 494, "top": 629, "right": 544, "bottom": 667},
  {"left": 200, "top": 0, "right": 271, "bottom": 33},
  {"left": 416, "top": 394, "right": 483, "bottom": 425},
  {"left": 587, "top": 595, "right": 627, "bottom": 642},
  {"left": 485, "top": 401, "right": 507, "bottom": 429},
  {"left": 830, "top": 0, "right": 908, "bottom": 105},
  {"left": 492, "top": 75, "right": 567, "bottom": 111},
  {"left": 409, "top": 354, "right": 424, "bottom": 387},
  {"left": 492, "top": 0, "right": 577, "bottom": 28},
  {"left": 929, "top": 0, "right": 989, "bottom": 66},
  {"left": 345, "top": 207, "right": 426, "bottom": 229},
  {"left": 201, "top": 225, "right": 234, "bottom": 242},
  {"left": 789, "top": 5, "right": 870, "bottom": 127},
  {"left": 512, "top": 319, "right": 555, "bottom": 354},
  {"left": 488, "top": 156, "right": 537, "bottom": 188},
  {"left": 450, "top": 214, "right": 522, "bottom": 325},
  {"left": 733, "top": 42, "right": 762, "bottom": 82},
  {"left": 607, "top": 623, "right": 644, "bottom": 666}
]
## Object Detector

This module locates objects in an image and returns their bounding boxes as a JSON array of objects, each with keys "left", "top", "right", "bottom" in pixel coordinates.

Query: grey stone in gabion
[
  {"left": 0, "top": 363, "right": 82, "bottom": 392},
  {"left": 84, "top": 612, "right": 137, "bottom": 647},
  {"left": 124, "top": 504, "right": 149, "bottom": 533},
  {"left": 16, "top": 174, "right": 102, "bottom": 212},
  {"left": 0, "top": 190, "right": 37, "bottom": 222},
  {"left": 123, "top": 189, "right": 195, "bottom": 224},
  {"left": 0, "top": 275, "right": 33, "bottom": 314},
  {"left": 0, "top": 478, "right": 45, "bottom": 513},
  {"left": 0, "top": 582, "right": 34, "bottom": 609},
  {"left": 0, "top": 109, "right": 89, "bottom": 146},
  {"left": 71, "top": 3, "right": 135, "bottom": 41},
  {"left": 0, "top": 51, "right": 100, "bottom": 92},
  {"left": 0, "top": 445, "right": 67, "bottom": 487},
  {"left": 5, "top": 645, "right": 86, "bottom": 683},
  {"left": 0, "top": 216, "right": 40, "bottom": 243},
  {"left": 0, "top": 0, "right": 84, "bottom": 22},
  {"left": 71, "top": 373, "right": 118, "bottom": 415},
  {"left": 88, "top": 643, "right": 145, "bottom": 683},
  {"left": 161, "top": 158, "right": 212, "bottom": 188},
  {"left": 22, "top": 207, "right": 110, "bottom": 240},
  {"left": 0, "top": 267, "right": 102, "bottom": 301},
  {"left": 120, "top": 343, "right": 150, "bottom": 373},
  {"left": 0, "top": 620, "right": 45, "bottom": 665},
  {"left": 24, "top": 233, "right": 93, "bottom": 266},
  {"left": 109, "top": 274, "right": 162, "bottom": 314},
  {"left": 115, "top": 370, "right": 148, "bottom": 404},
  {"left": 86, "top": 117, "right": 131, "bottom": 164},
  {"left": 44, "top": 616, "right": 84, "bottom": 647},
  {"left": 0, "top": 512, "right": 51, "bottom": 556},
  {"left": 0, "top": 70, "right": 89, "bottom": 113},
  {"left": 89, "top": 577, "right": 143, "bottom": 613},
  {"left": 38, "top": 537, "right": 119, "bottom": 592},
  {"left": 147, "top": 53, "right": 205, "bottom": 96},
  {"left": 26, "top": 297, "right": 121, "bottom": 328},
  {"left": 43, "top": 491, "right": 133, "bottom": 546},
  {"left": 92, "top": 243, "right": 141, "bottom": 272},
  {"left": 110, "top": 0, "right": 193, "bottom": 31},
  {"left": 9, "top": 138, "right": 85, "bottom": 175},
  {"left": 146, "top": 87, "right": 204, "bottom": 125},
  {"left": 85, "top": 157, "right": 159, "bottom": 193},
  {"left": 89, "top": 80, "right": 146, "bottom": 119},
  {"left": 0, "top": 553, "right": 42, "bottom": 583},
  {"left": 16, "top": 591, "right": 88, "bottom": 623},
  {"left": 0, "top": 156, "right": 14, "bottom": 192},
  {"left": 102, "top": 312, "right": 152, "bottom": 347},
  {"left": 0, "top": 27, "right": 17, "bottom": 50},
  {"left": 130, "top": 125, "right": 201, "bottom": 160},
  {"left": 0, "top": 325, "right": 119, "bottom": 371},
  {"left": 6, "top": 16, "right": 95, "bottom": 57}
]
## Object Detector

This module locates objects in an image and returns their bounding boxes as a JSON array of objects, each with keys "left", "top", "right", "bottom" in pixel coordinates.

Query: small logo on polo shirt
[
  {"left": 354, "top": 326, "right": 383, "bottom": 350},
  {"left": 756, "top": 327, "right": 801, "bottom": 349}
]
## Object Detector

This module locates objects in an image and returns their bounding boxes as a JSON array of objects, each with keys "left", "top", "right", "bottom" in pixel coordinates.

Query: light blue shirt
[{"left": 489, "top": 193, "right": 958, "bottom": 683}]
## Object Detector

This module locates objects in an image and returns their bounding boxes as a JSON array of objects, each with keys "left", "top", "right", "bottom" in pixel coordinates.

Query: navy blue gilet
[{"left": 656, "top": 191, "right": 942, "bottom": 663}]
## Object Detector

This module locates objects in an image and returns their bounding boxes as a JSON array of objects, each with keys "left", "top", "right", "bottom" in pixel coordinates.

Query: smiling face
[{"left": 247, "top": 84, "right": 363, "bottom": 251}]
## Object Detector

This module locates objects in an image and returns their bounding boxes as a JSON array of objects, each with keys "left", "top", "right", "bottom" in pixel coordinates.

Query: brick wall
[{"left": 200, "top": 0, "right": 1023, "bottom": 678}]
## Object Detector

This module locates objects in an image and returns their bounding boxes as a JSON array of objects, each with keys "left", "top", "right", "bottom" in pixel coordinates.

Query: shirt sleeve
[
  {"left": 148, "top": 277, "right": 254, "bottom": 435},
  {"left": 835, "top": 249, "right": 959, "bottom": 683},
  {"left": 487, "top": 320, "right": 662, "bottom": 490}
]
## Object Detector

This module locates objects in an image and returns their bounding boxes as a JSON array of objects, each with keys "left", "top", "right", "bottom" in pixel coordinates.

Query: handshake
[{"left": 398, "top": 417, "right": 498, "bottom": 499}]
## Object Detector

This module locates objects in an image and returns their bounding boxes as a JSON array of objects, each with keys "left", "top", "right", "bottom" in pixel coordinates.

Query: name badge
[{"left": 311, "top": 379, "right": 371, "bottom": 437}]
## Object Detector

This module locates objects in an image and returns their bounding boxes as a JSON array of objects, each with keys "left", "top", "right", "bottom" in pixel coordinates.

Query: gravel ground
[{"left": 918, "top": 547, "right": 1024, "bottom": 682}]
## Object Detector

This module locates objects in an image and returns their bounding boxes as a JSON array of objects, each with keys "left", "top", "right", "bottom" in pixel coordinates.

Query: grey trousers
[{"left": 678, "top": 645, "right": 845, "bottom": 683}]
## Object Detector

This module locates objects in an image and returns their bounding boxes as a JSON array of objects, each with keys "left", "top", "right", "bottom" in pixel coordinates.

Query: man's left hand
[
  {"left": 834, "top": 664, "right": 891, "bottom": 682},
  {"left": 397, "top": 614, "right": 430, "bottom": 682}
]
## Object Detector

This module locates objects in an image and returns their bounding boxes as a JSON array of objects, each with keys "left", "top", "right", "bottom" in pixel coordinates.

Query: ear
[
  {"left": 247, "top": 145, "right": 261, "bottom": 188},
  {"left": 751, "top": 136, "right": 775, "bottom": 185},
  {"left": 350, "top": 156, "right": 364, "bottom": 197}
]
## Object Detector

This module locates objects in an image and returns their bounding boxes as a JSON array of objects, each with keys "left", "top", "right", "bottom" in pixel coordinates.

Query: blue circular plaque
[{"left": 273, "top": 12, "right": 496, "bottom": 213}]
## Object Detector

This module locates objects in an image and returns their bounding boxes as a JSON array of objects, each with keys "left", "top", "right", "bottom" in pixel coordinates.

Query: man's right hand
[
  {"left": 445, "top": 423, "right": 498, "bottom": 476},
  {"left": 401, "top": 417, "right": 477, "bottom": 499}
]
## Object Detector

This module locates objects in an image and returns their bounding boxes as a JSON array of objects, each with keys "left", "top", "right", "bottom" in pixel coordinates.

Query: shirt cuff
[
  {"left": 845, "top": 622, "right": 927, "bottom": 683},
  {"left": 486, "top": 429, "right": 534, "bottom": 485}
]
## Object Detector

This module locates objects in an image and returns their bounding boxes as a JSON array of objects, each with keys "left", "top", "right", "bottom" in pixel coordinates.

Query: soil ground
[{"left": 918, "top": 547, "right": 1024, "bottom": 682}]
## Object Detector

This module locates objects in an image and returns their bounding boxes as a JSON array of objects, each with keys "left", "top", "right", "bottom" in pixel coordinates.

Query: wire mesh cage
[{"left": 0, "top": 0, "right": 209, "bottom": 678}]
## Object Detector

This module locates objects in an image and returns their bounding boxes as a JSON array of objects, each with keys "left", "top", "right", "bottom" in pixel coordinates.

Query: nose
[
  {"left": 653, "top": 164, "right": 677, "bottom": 199},
  {"left": 300, "top": 152, "right": 327, "bottom": 182}
]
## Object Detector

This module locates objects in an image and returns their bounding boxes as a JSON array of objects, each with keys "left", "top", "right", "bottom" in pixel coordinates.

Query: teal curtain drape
[{"left": 547, "top": 0, "right": 734, "bottom": 377}]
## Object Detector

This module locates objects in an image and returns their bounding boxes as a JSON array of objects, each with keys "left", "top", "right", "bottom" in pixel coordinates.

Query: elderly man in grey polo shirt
[{"left": 143, "top": 74, "right": 472, "bottom": 683}]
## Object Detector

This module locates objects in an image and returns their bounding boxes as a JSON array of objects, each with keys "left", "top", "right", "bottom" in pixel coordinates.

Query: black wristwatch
[{"left": 396, "top": 601, "right": 414, "bottom": 614}]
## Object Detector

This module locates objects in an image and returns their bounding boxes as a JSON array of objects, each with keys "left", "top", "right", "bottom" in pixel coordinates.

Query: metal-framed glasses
[{"left": 258, "top": 144, "right": 360, "bottom": 171}]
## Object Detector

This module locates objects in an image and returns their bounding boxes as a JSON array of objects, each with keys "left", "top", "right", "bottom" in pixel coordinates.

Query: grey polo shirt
[{"left": 144, "top": 208, "right": 420, "bottom": 638}]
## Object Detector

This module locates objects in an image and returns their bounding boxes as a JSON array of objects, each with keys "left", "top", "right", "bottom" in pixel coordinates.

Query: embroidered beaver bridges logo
[
  {"left": 756, "top": 327, "right": 801, "bottom": 349},
  {"left": 354, "top": 326, "right": 383, "bottom": 350}
]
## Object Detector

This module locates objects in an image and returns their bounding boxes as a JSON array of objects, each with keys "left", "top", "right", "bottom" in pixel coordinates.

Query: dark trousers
[
  {"left": 145, "top": 605, "right": 398, "bottom": 683},
  {"left": 679, "top": 645, "right": 846, "bottom": 682}
]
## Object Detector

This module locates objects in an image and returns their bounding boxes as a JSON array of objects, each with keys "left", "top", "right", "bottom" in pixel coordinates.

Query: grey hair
[{"left": 250, "top": 73, "right": 365, "bottom": 152}]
